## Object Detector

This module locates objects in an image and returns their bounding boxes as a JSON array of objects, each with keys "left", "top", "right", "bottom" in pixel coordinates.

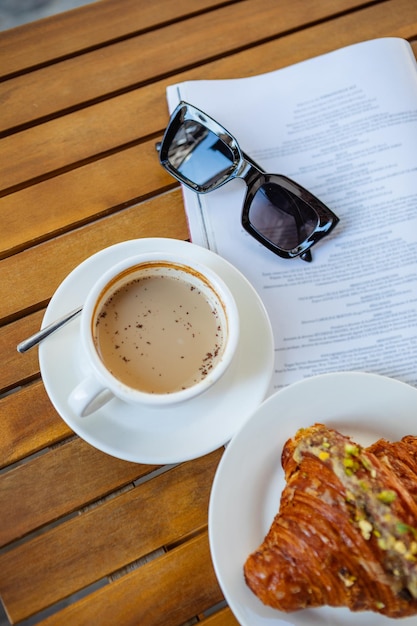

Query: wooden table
[{"left": 1, "top": 1, "right": 417, "bottom": 624}]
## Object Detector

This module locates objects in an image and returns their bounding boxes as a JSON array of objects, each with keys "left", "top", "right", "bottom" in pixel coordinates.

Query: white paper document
[{"left": 166, "top": 38, "right": 417, "bottom": 394}]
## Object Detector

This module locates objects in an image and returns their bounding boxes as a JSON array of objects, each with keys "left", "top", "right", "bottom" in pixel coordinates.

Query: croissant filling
[{"left": 243, "top": 423, "right": 417, "bottom": 617}]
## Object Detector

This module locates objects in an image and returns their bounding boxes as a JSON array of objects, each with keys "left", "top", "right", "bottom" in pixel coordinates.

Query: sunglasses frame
[{"left": 159, "top": 101, "right": 339, "bottom": 261}]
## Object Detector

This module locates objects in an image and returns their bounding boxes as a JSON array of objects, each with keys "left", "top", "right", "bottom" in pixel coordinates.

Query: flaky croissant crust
[{"left": 244, "top": 423, "right": 417, "bottom": 617}]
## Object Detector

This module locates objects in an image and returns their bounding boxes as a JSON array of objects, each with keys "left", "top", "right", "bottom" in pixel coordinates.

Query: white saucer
[
  {"left": 209, "top": 372, "right": 417, "bottom": 626},
  {"left": 39, "top": 238, "right": 274, "bottom": 464}
]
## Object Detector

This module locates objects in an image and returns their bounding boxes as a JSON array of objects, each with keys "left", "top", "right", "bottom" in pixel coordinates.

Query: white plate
[
  {"left": 39, "top": 238, "right": 274, "bottom": 464},
  {"left": 209, "top": 371, "right": 417, "bottom": 626}
]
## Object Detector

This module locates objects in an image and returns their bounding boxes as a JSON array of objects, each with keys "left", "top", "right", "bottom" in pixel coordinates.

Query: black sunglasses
[{"left": 158, "top": 102, "right": 339, "bottom": 262}]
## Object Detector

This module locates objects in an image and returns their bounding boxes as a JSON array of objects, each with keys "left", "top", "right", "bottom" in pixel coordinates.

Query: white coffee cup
[{"left": 68, "top": 251, "right": 239, "bottom": 417}]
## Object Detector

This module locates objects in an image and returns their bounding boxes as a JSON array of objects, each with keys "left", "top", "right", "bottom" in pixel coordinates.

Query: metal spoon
[{"left": 17, "top": 306, "right": 83, "bottom": 353}]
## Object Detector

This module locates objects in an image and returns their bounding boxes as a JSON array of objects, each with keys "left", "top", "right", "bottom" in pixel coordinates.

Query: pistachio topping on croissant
[{"left": 244, "top": 423, "right": 417, "bottom": 617}]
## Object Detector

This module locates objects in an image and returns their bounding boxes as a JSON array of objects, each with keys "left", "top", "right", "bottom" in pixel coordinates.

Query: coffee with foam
[{"left": 93, "top": 263, "right": 227, "bottom": 394}]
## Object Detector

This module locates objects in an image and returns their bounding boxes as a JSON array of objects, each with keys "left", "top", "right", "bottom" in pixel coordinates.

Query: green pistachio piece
[{"left": 377, "top": 490, "right": 397, "bottom": 504}]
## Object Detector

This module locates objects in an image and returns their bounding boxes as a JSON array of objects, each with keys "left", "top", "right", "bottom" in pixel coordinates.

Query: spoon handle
[{"left": 17, "top": 306, "right": 83, "bottom": 353}]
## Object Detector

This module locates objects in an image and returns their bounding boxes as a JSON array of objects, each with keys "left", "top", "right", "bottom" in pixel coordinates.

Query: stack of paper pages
[{"left": 166, "top": 38, "right": 417, "bottom": 395}]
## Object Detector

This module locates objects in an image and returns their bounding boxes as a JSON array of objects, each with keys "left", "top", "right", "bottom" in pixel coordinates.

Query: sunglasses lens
[
  {"left": 167, "top": 120, "right": 235, "bottom": 189},
  {"left": 248, "top": 183, "right": 318, "bottom": 251}
]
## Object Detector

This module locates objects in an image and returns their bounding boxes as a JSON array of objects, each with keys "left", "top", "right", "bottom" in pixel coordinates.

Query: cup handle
[{"left": 68, "top": 375, "right": 114, "bottom": 417}]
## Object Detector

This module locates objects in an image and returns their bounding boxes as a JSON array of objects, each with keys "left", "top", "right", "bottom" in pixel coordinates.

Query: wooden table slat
[
  {"left": 0, "top": 379, "right": 72, "bottom": 468},
  {"left": 0, "top": 86, "right": 166, "bottom": 194},
  {"left": 1, "top": 312, "right": 44, "bottom": 390},
  {"left": 0, "top": 449, "right": 222, "bottom": 623},
  {"left": 0, "top": 0, "right": 232, "bottom": 79},
  {"left": 0, "top": 139, "right": 174, "bottom": 260},
  {"left": 0, "top": 437, "right": 159, "bottom": 546},
  {"left": 37, "top": 532, "right": 224, "bottom": 626}
]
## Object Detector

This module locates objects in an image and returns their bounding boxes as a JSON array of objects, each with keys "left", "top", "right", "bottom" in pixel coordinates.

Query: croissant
[{"left": 244, "top": 423, "right": 417, "bottom": 617}]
